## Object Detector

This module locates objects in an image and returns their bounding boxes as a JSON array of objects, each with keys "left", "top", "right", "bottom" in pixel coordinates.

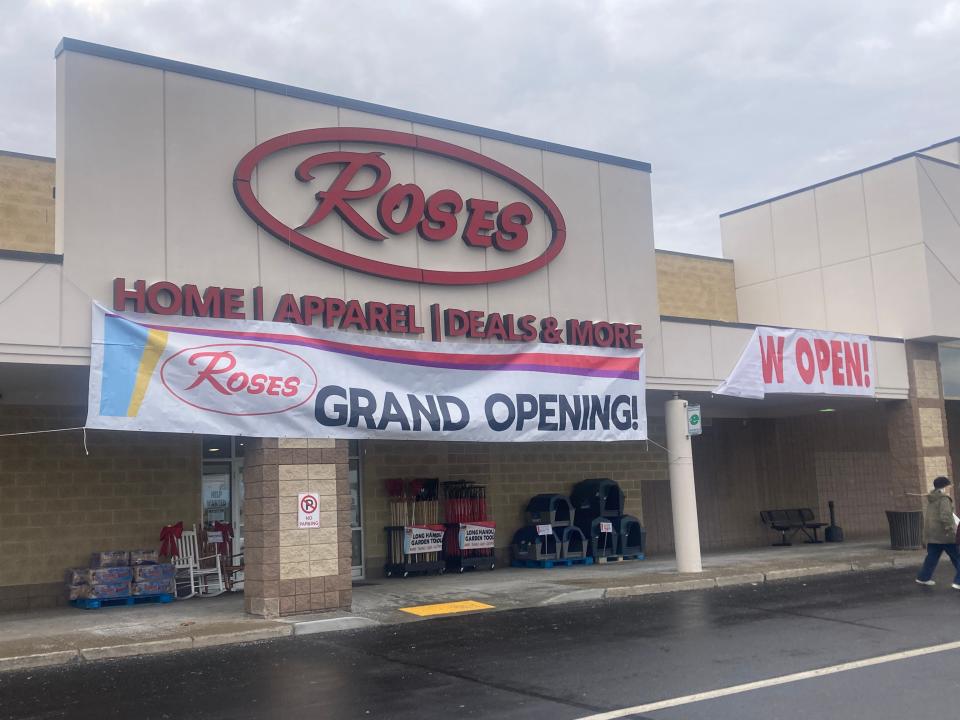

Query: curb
[
  {"left": 0, "top": 650, "right": 80, "bottom": 673},
  {"left": 0, "top": 627, "right": 295, "bottom": 674},
  {"left": 288, "top": 616, "right": 379, "bottom": 635},
  {"left": 603, "top": 559, "right": 910, "bottom": 600}
]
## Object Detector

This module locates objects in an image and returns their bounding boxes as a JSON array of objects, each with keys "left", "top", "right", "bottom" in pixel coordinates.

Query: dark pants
[{"left": 917, "top": 543, "right": 960, "bottom": 583}]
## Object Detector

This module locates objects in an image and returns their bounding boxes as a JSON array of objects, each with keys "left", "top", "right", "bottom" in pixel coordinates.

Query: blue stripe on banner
[{"left": 100, "top": 315, "right": 149, "bottom": 416}]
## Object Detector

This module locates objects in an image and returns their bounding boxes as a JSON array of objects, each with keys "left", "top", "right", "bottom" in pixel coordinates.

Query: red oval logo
[
  {"left": 233, "top": 128, "right": 566, "bottom": 285},
  {"left": 160, "top": 343, "right": 318, "bottom": 416}
]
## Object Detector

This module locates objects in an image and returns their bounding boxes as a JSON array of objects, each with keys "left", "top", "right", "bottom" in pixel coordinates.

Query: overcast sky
[{"left": 2, "top": 0, "right": 959, "bottom": 256}]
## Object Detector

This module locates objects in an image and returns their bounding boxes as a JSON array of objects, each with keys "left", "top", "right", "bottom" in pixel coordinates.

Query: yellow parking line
[{"left": 399, "top": 600, "right": 494, "bottom": 617}]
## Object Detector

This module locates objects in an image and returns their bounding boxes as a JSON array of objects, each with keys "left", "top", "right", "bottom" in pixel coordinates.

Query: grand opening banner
[
  {"left": 87, "top": 304, "right": 646, "bottom": 441},
  {"left": 714, "top": 326, "right": 875, "bottom": 400}
]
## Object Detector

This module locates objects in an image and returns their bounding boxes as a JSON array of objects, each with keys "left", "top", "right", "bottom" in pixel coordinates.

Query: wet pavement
[{"left": 2, "top": 565, "right": 959, "bottom": 719}]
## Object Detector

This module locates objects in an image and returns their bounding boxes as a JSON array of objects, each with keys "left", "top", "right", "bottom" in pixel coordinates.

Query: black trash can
[{"left": 885, "top": 510, "right": 923, "bottom": 550}]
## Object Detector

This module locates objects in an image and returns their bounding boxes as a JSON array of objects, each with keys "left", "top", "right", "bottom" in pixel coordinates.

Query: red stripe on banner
[{"left": 118, "top": 316, "right": 639, "bottom": 377}]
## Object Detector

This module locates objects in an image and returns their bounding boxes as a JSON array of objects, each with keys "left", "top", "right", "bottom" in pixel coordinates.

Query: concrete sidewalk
[{"left": 0, "top": 540, "right": 924, "bottom": 672}]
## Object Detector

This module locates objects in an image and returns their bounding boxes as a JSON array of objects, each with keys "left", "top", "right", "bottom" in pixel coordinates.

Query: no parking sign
[{"left": 298, "top": 492, "right": 320, "bottom": 529}]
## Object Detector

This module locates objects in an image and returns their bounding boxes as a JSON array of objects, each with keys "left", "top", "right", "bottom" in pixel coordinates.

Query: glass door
[
  {"left": 201, "top": 436, "right": 246, "bottom": 551},
  {"left": 349, "top": 441, "right": 364, "bottom": 578}
]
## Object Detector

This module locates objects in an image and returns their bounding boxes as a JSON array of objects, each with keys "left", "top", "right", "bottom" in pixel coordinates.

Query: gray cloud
[{"left": 2, "top": 0, "right": 959, "bottom": 255}]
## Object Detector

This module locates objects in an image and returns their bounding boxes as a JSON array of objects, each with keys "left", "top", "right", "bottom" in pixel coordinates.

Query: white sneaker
[
  {"left": 952, "top": 583, "right": 960, "bottom": 590},
  {"left": 916, "top": 579, "right": 936, "bottom": 586}
]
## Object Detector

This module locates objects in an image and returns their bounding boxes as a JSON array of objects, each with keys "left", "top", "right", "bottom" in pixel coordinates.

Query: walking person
[{"left": 916, "top": 476, "right": 960, "bottom": 589}]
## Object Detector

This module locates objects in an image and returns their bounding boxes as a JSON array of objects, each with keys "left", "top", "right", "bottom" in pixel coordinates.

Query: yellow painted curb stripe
[
  {"left": 127, "top": 329, "right": 168, "bottom": 416},
  {"left": 399, "top": 600, "right": 494, "bottom": 617}
]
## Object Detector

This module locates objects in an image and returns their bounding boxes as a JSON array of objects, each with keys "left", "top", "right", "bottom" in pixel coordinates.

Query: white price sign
[
  {"left": 536, "top": 524, "right": 553, "bottom": 536},
  {"left": 600, "top": 521, "right": 614, "bottom": 534}
]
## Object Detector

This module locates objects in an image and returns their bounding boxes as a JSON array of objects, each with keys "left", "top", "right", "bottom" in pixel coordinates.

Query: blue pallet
[
  {"left": 71, "top": 593, "right": 175, "bottom": 610},
  {"left": 511, "top": 556, "right": 594, "bottom": 569}
]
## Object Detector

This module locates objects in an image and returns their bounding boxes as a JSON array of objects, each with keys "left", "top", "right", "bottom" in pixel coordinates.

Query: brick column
[
  {"left": 885, "top": 341, "right": 952, "bottom": 509},
  {"left": 243, "top": 438, "right": 353, "bottom": 617}
]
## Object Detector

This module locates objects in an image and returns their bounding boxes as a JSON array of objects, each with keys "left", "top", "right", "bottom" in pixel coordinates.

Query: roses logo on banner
[
  {"left": 458, "top": 522, "right": 496, "bottom": 550},
  {"left": 714, "top": 326, "right": 875, "bottom": 400},
  {"left": 403, "top": 525, "right": 445, "bottom": 554},
  {"left": 87, "top": 303, "right": 646, "bottom": 441}
]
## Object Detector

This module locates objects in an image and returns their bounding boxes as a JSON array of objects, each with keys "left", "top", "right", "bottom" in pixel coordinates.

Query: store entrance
[
  {"left": 201, "top": 437, "right": 366, "bottom": 579},
  {"left": 201, "top": 436, "right": 246, "bottom": 553}
]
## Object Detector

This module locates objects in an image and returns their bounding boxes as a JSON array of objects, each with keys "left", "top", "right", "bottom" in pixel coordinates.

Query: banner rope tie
[{"left": 0, "top": 426, "right": 90, "bottom": 455}]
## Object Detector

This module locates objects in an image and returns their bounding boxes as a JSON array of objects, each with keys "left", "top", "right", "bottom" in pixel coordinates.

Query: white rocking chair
[{"left": 174, "top": 527, "right": 226, "bottom": 598}]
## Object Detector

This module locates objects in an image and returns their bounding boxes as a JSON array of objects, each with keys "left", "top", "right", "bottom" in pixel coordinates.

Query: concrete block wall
[
  {"left": 0, "top": 153, "right": 55, "bottom": 254},
  {"left": 0, "top": 404, "right": 200, "bottom": 611},
  {"left": 655, "top": 250, "right": 738, "bottom": 322},
  {"left": 360, "top": 422, "right": 669, "bottom": 574}
]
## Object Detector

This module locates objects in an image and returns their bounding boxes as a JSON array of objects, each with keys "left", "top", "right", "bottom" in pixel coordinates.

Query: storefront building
[{"left": 0, "top": 39, "right": 950, "bottom": 616}]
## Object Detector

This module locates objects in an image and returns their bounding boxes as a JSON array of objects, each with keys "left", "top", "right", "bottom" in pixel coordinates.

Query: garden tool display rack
[
  {"left": 384, "top": 478, "right": 446, "bottom": 577},
  {"left": 443, "top": 481, "right": 495, "bottom": 573}
]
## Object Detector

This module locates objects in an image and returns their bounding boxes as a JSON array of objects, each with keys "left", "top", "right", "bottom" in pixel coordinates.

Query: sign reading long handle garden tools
[
  {"left": 87, "top": 304, "right": 646, "bottom": 441},
  {"left": 714, "top": 326, "right": 875, "bottom": 399}
]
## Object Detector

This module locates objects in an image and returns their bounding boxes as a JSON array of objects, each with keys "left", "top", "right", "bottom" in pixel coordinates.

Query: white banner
[
  {"left": 403, "top": 525, "right": 445, "bottom": 554},
  {"left": 714, "top": 327, "right": 875, "bottom": 399},
  {"left": 86, "top": 303, "right": 646, "bottom": 441},
  {"left": 458, "top": 522, "right": 496, "bottom": 549}
]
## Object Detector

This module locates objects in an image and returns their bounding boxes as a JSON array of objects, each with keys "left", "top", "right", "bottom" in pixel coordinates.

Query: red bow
[
  {"left": 212, "top": 521, "right": 234, "bottom": 560},
  {"left": 160, "top": 522, "right": 183, "bottom": 558}
]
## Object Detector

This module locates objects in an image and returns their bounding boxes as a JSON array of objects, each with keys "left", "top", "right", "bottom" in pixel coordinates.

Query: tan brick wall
[
  {"left": 360, "top": 421, "right": 669, "bottom": 574},
  {"left": 655, "top": 251, "right": 738, "bottom": 322},
  {"left": 651, "top": 406, "right": 914, "bottom": 554},
  {"left": 0, "top": 405, "right": 201, "bottom": 611},
  {"left": 0, "top": 153, "right": 55, "bottom": 254}
]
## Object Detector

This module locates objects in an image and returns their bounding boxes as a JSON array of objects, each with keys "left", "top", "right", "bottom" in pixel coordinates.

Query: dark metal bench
[{"left": 760, "top": 509, "right": 827, "bottom": 546}]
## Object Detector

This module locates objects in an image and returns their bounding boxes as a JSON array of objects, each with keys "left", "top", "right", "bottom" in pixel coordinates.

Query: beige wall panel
[
  {"left": 871, "top": 244, "right": 932, "bottom": 338},
  {"left": 771, "top": 191, "right": 820, "bottom": 276},
  {"left": 735, "top": 280, "right": 781, "bottom": 326},
  {"left": 720, "top": 206, "right": 775, "bottom": 287},
  {"left": 710, "top": 325, "right": 756, "bottom": 379},
  {"left": 777, "top": 269, "right": 826, "bottom": 330},
  {"left": 254, "top": 92, "right": 346, "bottom": 304},
  {"left": 59, "top": 268, "right": 92, "bottom": 349},
  {"left": 336, "top": 109, "right": 419, "bottom": 310},
  {"left": 410, "top": 124, "right": 484, "bottom": 274},
  {"left": 164, "top": 74, "right": 258, "bottom": 288},
  {"left": 821, "top": 257, "right": 878, "bottom": 335},
  {"left": 918, "top": 159, "right": 960, "bottom": 293},
  {"left": 926, "top": 248, "right": 960, "bottom": 340},
  {"left": 598, "top": 164, "right": 661, "bottom": 376},
  {"left": 409, "top": 125, "right": 487, "bottom": 327},
  {"left": 541, "top": 153, "right": 607, "bottom": 322},
  {"left": 862, "top": 159, "right": 923, "bottom": 255},
  {"left": 872, "top": 340, "right": 909, "bottom": 395},
  {"left": 477, "top": 137, "right": 551, "bottom": 320},
  {"left": 55, "top": 54, "right": 65, "bottom": 254},
  {"left": 921, "top": 142, "right": 960, "bottom": 165},
  {"left": 0, "top": 263, "right": 61, "bottom": 347},
  {"left": 815, "top": 175, "right": 870, "bottom": 267},
  {"left": 660, "top": 321, "right": 713, "bottom": 380},
  {"left": 60, "top": 53, "right": 165, "bottom": 299}
]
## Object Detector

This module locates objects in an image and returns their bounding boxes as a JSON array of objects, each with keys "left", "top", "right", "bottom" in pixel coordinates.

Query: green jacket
[{"left": 923, "top": 490, "right": 957, "bottom": 545}]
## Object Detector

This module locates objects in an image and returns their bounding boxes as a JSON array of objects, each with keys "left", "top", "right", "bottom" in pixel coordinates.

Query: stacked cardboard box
[{"left": 65, "top": 550, "right": 174, "bottom": 602}]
